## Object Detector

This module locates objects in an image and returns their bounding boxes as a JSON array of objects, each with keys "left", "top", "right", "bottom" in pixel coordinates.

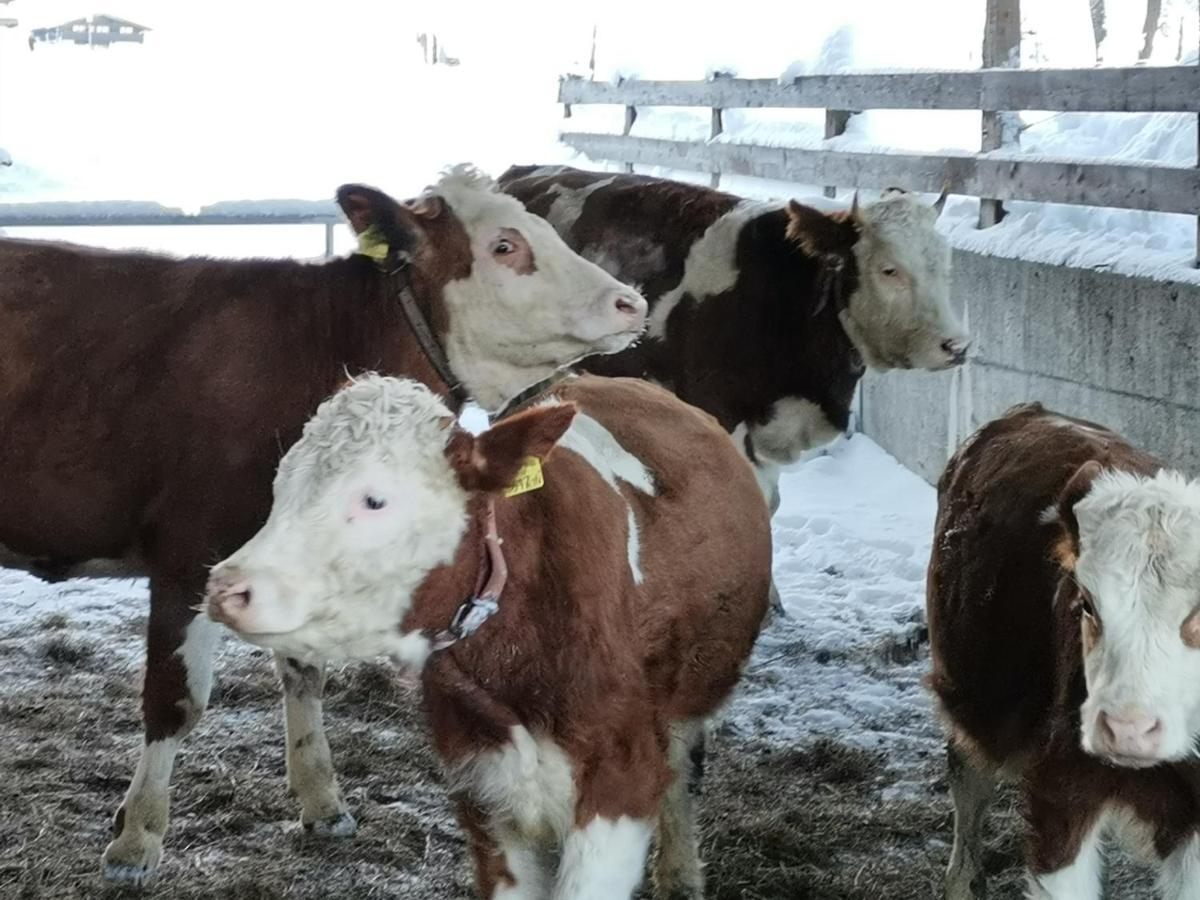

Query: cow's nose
[
  {"left": 614, "top": 292, "right": 648, "bottom": 322},
  {"left": 942, "top": 338, "right": 969, "bottom": 366},
  {"left": 206, "top": 571, "right": 253, "bottom": 626},
  {"left": 1099, "top": 710, "right": 1163, "bottom": 759}
]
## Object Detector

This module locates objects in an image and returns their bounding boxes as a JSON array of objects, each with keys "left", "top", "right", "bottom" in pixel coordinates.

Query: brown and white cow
[
  {"left": 499, "top": 166, "right": 969, "bottom": 518},
  {"left": 928, "top": 403, "right": 1200, "bottom": 899},
  {"left": 205, "top": 373, "right": 772, "bottom": 900},
  {"left": 0, "top": 167, "right": 646, "bottom": 884}
]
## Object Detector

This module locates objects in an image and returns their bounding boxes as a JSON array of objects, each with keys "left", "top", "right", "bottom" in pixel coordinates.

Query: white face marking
[
  {"left": 747, "top": 397, "right": 843, "bottom": 466},
  {"left": 554, "top": 816, "right": 653, "bottom": 900},
  {"left": 206, "top": 377, "right": 468, "bottom": 664},
  {"left": 841, "top": 192, "right": 968, "bottom": 371},
  {"left": 1073, "top": 469, "right": 1200, "bottom": 765},
  {"left": 448, "top": 725, "right": 577, "bottom": 844},
  {"left": 435, "top": 170, "right": 647, "bottom": 412},
  {"left": 648, "top": 200, "right": 777, "bottom": 339},
  {"left": 544, "top": 176, "right": 617, "bottom": 234}
]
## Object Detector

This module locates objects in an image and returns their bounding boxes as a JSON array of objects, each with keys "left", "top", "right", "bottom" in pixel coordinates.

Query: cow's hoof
[
  {"left": 101, "top": 837, "right": 162, "bottom": 886},
  {"left": 304, "top": 810, "right": 357, "bottom": 838}
]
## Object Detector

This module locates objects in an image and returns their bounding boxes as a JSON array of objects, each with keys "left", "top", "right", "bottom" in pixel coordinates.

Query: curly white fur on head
[{"left": 1073, "top": 468, "right": 1200, "bottom": 764}]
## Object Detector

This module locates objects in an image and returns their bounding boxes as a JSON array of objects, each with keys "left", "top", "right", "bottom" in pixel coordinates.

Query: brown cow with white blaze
[
  {"left": 928, "top": 404, "right": 1200, "bottom": 899},
  {"left": 500, "top": 166, "right": 969, "bottom": 518},
  {"left": 206, "top": 374, "right": 772, "bottom": 900},
  {"left": 0, "top": 167, "right": 646, "bottom": 884}
]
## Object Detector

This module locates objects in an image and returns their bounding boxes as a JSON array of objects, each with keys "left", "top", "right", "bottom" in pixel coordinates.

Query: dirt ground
[{"left": 0, "top": 609, "right": 1160, "bottom": 899}]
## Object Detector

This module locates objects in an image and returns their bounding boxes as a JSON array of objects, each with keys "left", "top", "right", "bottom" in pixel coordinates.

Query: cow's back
[
  {"left": 500, "top": 166, "right": 740, "bottom": 304},
  {"left": 550, "top": 375, "right": 771, "bottom": 718},
  {"left": 928, "top": 403, "right": 1161, "bottom": 763},
  {"left": 0, "top": 238, "right": 380, "bottom": 562}
]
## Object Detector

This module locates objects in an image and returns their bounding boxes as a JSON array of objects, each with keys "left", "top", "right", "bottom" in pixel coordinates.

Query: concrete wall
[{"left": 861, "top": 249, "right": 1200, "bottom": 484}]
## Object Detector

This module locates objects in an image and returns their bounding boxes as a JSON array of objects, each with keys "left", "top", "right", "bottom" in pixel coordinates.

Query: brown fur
[
  {"left": 927, "top": 403, "right": 1199, "bottom": 875},
  {"left": 402, "top": 376, "right": 772, "bottom": 890},
  {"left": 500, "top": 165, "right": 863, "bottom": 438},
  {"left": 0, "top": 187, "right": 470, "bottom": 851}
]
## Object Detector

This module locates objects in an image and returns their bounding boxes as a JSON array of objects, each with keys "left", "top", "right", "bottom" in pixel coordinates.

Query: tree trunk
[
  {"left": 1140, "top": 0, "right": 1163, "bottom": 60},
  {"left": 1089, "top": 0, "right": 1107, "bottom": 63}
]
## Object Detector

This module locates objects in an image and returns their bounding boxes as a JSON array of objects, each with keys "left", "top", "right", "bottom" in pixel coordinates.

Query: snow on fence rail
[
  {"left": 559, "top": 65, "right": 1200, "bottom": 266},
  {"left": 0, "top": 200, "right": 343, "bottom": 257}
]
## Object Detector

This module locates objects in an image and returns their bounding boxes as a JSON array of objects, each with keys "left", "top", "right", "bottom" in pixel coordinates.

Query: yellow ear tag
[
  {"left": 356, "top": 224, "right": 390, "bottom": 262},
  {"left": 503, "top": 457, "right": 544, "bottom": 497}
]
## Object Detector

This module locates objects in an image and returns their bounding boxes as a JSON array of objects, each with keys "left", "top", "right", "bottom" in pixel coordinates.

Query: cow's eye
[
  {"left": 1077, "top": 590, "right": 1100, "bottom": 623},
  {"left": 363, "top": 495, "right": 388, "bottom": 511},
  {"left": 492, "top": 239, "right": 514, "bottom": 256},
  {"left": 881, "top": 266, "right": 899, "bottom": 277}
]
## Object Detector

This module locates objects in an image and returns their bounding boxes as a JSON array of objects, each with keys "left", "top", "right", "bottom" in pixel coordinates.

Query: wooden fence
[{"left": 558, "top": 65, "right": 1200, "bottom": 266}]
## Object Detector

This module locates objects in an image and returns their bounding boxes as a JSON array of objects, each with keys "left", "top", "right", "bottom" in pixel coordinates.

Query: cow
[
  {"left": 927, "top": 403, "right": 1200, "bottom": 899},
  {"left": 0, "top": 166, "right": 647, "bottom": 885},
  {"left": 205, "top": 373, "right": 773, "bottom": 900},
  {"left": 499, "top": 166, "right": 969, "bottom": 523}
]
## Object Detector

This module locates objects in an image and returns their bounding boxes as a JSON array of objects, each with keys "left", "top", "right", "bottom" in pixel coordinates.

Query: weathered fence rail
[{"left": 559, "top": 65, "right": 1200, "bottom": 264}]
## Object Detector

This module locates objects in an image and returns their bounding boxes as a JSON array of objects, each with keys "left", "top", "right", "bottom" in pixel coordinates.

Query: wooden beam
[
  {"left": 823, "top": 109, "right": 853, "bottom": 198},
  {"left": 560, "top": 133, "right": 1200, "bottom": 215},
  {"left": 980, "top": 0, "right": 1021, "bottom": 228},
  {"left": 558, "top": 66, "right": 1200, "bottom": 114}
]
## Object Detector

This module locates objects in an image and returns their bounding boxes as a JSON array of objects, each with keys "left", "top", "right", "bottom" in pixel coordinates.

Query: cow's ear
[
  {"left": 786, "top": 199, "right": 859, "bottom": 258},
  {"left": 1055, "top": 460, "right": 1103, "bottom": 568},
  {"left": 446, "top": 404, "right": 577, "bottom": 494},
  {"left": 336, "top": 184, "right": 421, "bottom": 257}
]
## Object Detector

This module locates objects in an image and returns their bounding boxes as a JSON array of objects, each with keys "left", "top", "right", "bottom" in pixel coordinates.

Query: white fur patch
[
  {"left": 180, "top": 615, "right": 220, "bottom": 707},
  {"left": 544, "top": 177, "right": 617, "bottom": 234},
  {"left": 747, "top": 397, "right": 843, "bottom": 466},
  {"left": 450, "top": 726, "right": 577, "bottom": 844},
  {"left": 648, "top": 200, "right": 779, "bottom": 339},
  {"left": 553, "top": 411, "right": 656, "bottom": 496},
  {"left": 626, "top": 506, "right": 644, "bottom": 585},
  {"left": 1026, "top": 813, "right": 1105, "bottom": 899},
  {"left": 1160, "top": 834, "right": 1200, "bottom": 899},
  {"left": 553, "top": 816, "right": 653, "bottom": 900}
]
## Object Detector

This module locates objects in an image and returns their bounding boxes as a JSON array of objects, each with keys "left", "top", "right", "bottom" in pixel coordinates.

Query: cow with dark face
[
  {"left": 0, "top": 166, "right": 646, "bottom": 884},
  {"left": 500, "top": 166, "right": 968, "bottom": 521}
]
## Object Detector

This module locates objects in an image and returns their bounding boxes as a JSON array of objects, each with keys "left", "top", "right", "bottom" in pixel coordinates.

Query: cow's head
[
  {"left": 337, "top": 166, "right": 646, "bottom": 412},
  {"left": 787, "top": 189, "right": 968, "bottom": 371},
  {"left": 204, "top": 375, "right": 575, "bottom": 665},
  {"left": 1055, "top": 463, "right": 1200, "bottom": 766}
]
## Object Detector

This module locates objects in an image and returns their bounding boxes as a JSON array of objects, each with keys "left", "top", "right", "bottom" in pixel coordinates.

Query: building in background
[{"left": 29, "top": 14, "right": 150, "bottom": 50}]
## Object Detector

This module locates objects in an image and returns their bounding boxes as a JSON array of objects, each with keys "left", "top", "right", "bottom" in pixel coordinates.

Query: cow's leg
[
  {"left": 458, "top": 800, "right": 551, "bottom": 900},
  {"left": 102, "top": 587, "right": 219, "bottom": 885},
  {"left": 944, "top": 741, "right": 996, "bottom": 900},
  {"left": 275, "top": 655, "right": 355, "bottom": 837},
  {"left": 552, "top": 815, "right": 652, "bottom": 900},
  {"left": 751, "top": 461, "right": 786, "bottom": 620},
  {"left": 1024, "top": 792, "right": 1105, "bottom": 900},
  {"left": 1159, "top": 834, "right": 1200, "bottom": 900},
  {"left": 653, "top": 720, "right": 706, "bottom": 899}
]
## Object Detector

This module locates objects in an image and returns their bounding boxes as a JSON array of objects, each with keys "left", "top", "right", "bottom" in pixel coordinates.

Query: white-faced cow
[
  {"left": 0, "top": 167, "right": 647, "bottom": 884},
  {"left": 928, "top": 403, "right": 1200, "bottom": 899},
  {"left": 206, "top": 373, "right": 772, "bottom": 900},
  {"left": 499, "top": 166, "right": 969, "bottom": 518}
]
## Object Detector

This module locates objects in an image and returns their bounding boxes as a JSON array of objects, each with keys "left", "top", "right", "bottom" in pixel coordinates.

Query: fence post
[
  {"left": 980, "top": 0, "right": 1021, "bottom": 228},
  {"left": 709, "top": 107, "right": 724, "bottom": 188},
  {"left": 324, "top": 222, "right": 335, "bottom": 260},
  {"left": 823, "top": 109, "right": 853, "bottom": 198},
  {"left": 622, "top": 104, "right": 637, "bottom": 174}
]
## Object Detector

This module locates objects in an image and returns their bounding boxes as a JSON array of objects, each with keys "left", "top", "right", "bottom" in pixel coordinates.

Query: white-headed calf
[
  {"left": 207, "top": 374, "right": 772, "bottom": 899},
  {"left": 928, "top": 403, "right": 1200, "bottom": 900}
]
